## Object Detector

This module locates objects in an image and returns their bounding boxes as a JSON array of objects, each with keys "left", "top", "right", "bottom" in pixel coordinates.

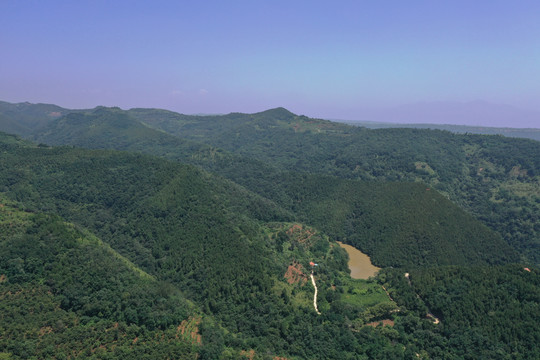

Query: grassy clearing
[{"left": 341, "top": 277, "right": 393, "bottom": 308}]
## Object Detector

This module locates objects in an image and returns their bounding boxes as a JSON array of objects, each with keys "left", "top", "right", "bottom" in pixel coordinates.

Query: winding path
[
  {"left": 310, "top": 272, "right": 321, "bottom": 315},
  {"left": 405, "top": 272, "right": 440, "bottom": 324}
]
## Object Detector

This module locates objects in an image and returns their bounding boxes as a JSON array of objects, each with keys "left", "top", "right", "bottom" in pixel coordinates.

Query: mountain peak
[{"left": 255, "top": 107, "right": 296, "bottom": 119}]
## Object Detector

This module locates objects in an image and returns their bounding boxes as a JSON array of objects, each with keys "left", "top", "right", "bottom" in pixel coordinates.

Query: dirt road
[{"left": 310, "top": 273, "right": 321, "bottom": 315}]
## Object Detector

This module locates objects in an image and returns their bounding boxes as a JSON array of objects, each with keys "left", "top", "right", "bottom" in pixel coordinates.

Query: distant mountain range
[
  {"left": 341, "top": 101, "right": 540, "bottom": 136},
  {"left": 341, "top": 119, "right": 540, "bottom": 142}
]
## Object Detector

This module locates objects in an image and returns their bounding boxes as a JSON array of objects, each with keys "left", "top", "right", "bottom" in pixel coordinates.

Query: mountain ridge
[
  {"left": 1, "top": 101, "right": 539, "bottom": 358},
  {"left": 2, "top": 100, "right": 538, "bottom": 264}
]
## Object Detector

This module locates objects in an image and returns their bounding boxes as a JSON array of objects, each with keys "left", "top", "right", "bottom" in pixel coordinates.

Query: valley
[{"left": 0, "top": 101, "right": 539, "bottom": 359}]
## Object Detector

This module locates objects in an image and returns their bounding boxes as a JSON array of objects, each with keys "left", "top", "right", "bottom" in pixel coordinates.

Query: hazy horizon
[{"left": 2, "top": 1, "right": 539, "bottom": 128}]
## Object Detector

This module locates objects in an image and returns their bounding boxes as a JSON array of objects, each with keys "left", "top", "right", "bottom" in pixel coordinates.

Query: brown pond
[{"left": 337, "top": 241, "right": 380, "bottom": 279}]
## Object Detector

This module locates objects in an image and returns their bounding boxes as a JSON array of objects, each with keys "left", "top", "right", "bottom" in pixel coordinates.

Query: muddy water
[{"left": 337, "top": 241, "right": 380, "bottom": 279}]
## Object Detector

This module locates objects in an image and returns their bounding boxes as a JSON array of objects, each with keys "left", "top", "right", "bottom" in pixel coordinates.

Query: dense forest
[
  {"left": 0, "top": 101, "right": 539, "bottom": 359},
  {"left": 379, "top": 265, "right": 540, "bottom": 359},
  {"left": 127, "top": 107, "right": 540, "bottom": 265},
  {"left": 2, "top": 102, "right": 535, "bottom": 265}
]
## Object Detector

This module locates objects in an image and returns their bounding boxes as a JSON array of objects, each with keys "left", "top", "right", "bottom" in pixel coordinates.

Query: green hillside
[
  {"left": 29, "top": 107, "right": 205, "bottom": 155},
  {"left": 274, "top": 175, "right": 517, "bottom": 267},
  {"left": 0, "top": 196, "right": 200, "bottom": 359},
  {"left": 2, "top": 131, "right": 512, "bottom": 279},
  {"left": 7, "top": 107, "right": 515, "bottom": 268},
  {"left": 127, "top": 107, "right": 540, "bottom": 265},
  {"left": 0, "top": 135, "right": 393, "bottom": 358},
  {"left": 27, "top": 107, "right": 287, "bottom": 195},
  {"left": 1, "top": 101, "right": 539, "bottom": 358},
  {"left": 0, "top": 101, "right": 71, "bottom": 137},
  {"left": 12, "top": 107, "right": 517, "bottom": 266},
  {"left": 3, "top": 101, "right": 537, "bottom": 266},
  {"left": 380, "top": 264, "right": 540, "bottom": 359}
]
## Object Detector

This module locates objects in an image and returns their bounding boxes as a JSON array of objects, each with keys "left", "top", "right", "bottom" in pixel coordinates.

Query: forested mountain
[
  {"left": 10, "top": 102, "right": 535, "bottom": 265},
  {"left": 379, "top": 264, "right": 540, "bottom": 359},
  {"left": 273, "top": 175, "right": 516, "bottom": 267},
  {"left": 0, "top": 133, "right": 352, "bottom": 358},
  {"left": 1, "top": 196, "right": 200, "bottom": 359},
  {"left": 126, "top": 107, "right": 540, "bottom": 265},
  {"left": 1, "top": 101, "right": 539, "bottom": 359},
  {"left": 0, "top": 101, "right": 70, "bottom": 136},
  {"left": 5, "top": 108, "right": 516, "bottom": 268}
]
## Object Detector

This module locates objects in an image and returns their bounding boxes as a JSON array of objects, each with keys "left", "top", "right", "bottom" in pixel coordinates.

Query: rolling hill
[
  {"left": 0, "top": 195, "right": 200, "bottom": 359},
  {"left": 125, "top": 106, "right": 540, "bottom": 265},
  {"left": 0, "top": 100, "right": 71, "bottom": 136},
  {"left": 12, "top": 102, "right": 535, "bottom": 265},
  {"left": 0, "top": 106, "right": 516, "bottom": 267},
  {"left": 1, "top": 101, "right": 539, "bottom": 358}
]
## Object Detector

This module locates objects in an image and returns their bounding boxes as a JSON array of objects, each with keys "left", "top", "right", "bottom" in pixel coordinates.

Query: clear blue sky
[{"left": 1, "top": 0, "right": 539, "bottom": 125}]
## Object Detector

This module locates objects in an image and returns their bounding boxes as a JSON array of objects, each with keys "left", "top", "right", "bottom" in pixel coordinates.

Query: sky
[{"left": 1, "top": 1, "right": 540, "bottom": 127}]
